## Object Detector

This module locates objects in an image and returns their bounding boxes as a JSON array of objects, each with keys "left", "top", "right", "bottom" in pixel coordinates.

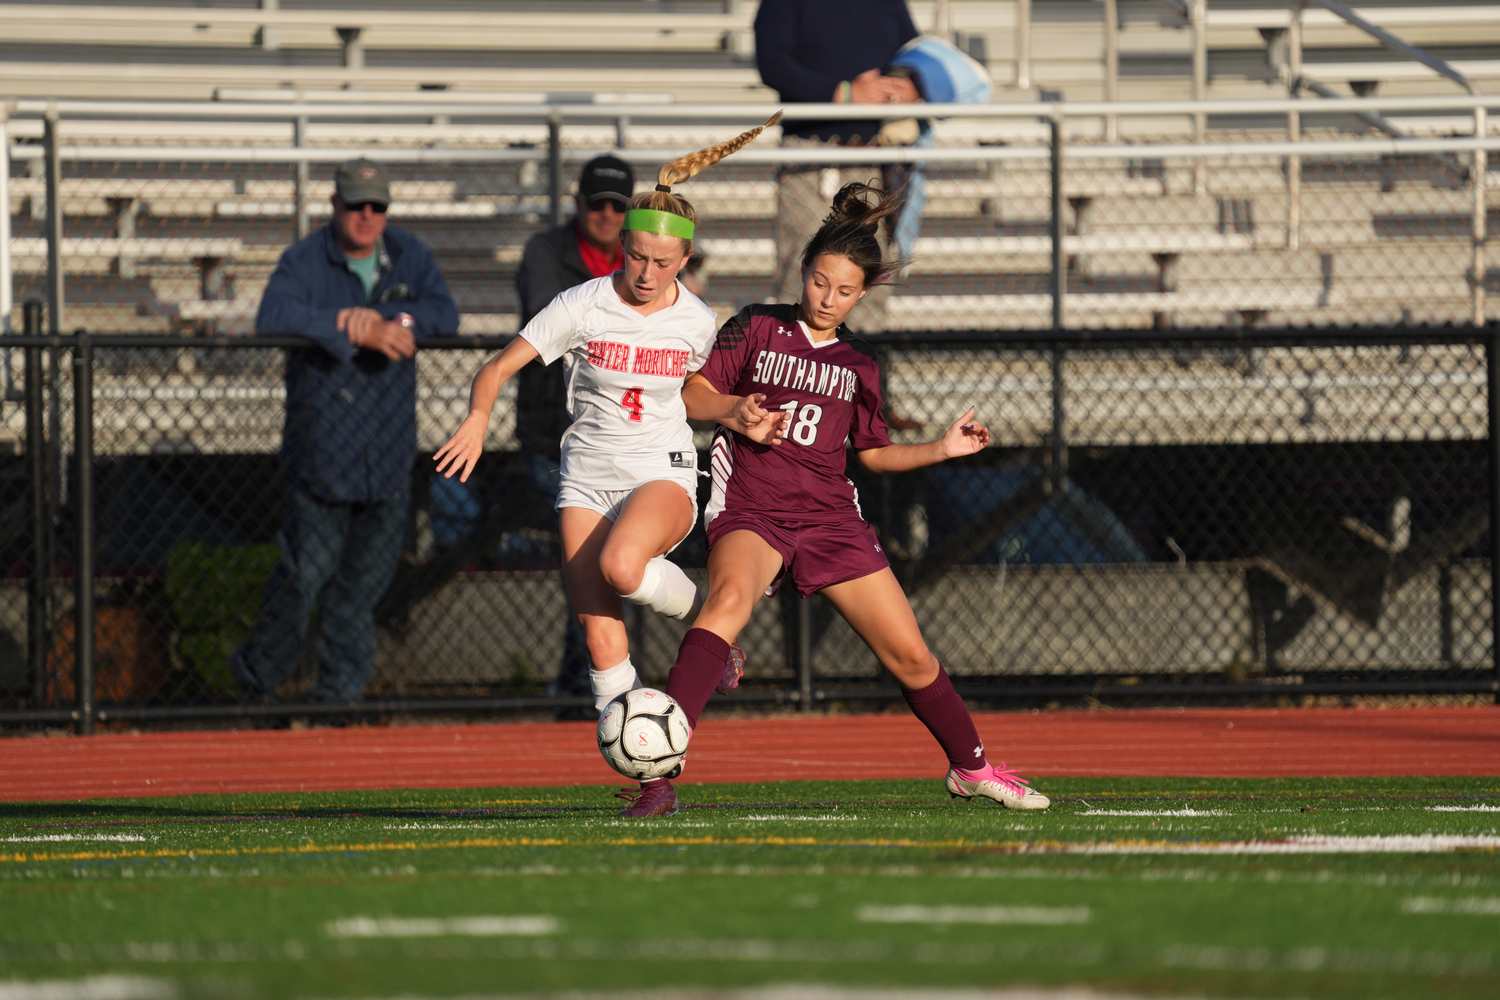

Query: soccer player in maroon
[{"left": 616, "top": 182, "right": 1050, "bottom": 819}]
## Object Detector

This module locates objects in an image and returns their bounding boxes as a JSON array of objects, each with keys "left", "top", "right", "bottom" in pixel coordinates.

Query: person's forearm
[
  {"left": 466, "top": 338, "right": 537, "bottom": 420},
  {"left": 682, "top": 378, "right": 738, "bottom": 425},
  {"left": 858, "top": 439, "right": 946, "bottom": 474}
]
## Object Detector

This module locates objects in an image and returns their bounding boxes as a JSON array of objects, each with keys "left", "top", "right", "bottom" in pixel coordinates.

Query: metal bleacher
[{"left": 2, "top": 1, "right": 1499, "bottom": 341}]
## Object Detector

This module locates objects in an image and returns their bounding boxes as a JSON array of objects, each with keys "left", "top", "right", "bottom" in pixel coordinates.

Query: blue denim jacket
[{"left": 255, "top": 224, "right": 460, "bottom": 503}]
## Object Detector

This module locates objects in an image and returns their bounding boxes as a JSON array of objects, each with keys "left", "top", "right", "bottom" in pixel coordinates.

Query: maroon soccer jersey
[{"left": 700, "top": 303, "right": 891, "bottom": 525}]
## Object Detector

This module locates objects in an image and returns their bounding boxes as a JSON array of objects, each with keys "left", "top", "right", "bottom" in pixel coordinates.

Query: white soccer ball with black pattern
[{"left": 597, "top": 687, "right": 691, "bottom": 780}]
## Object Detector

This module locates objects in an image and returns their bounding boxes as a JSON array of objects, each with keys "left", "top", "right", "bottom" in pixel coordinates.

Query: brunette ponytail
[{"left": 799, "top": 181, "right": 906, "bottom": 287}]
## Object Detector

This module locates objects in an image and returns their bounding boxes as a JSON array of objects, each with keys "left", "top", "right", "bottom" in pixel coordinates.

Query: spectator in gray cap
[
  {"left": 513, "top": 154, "right": 635, "bottom": 707},
  {"left": 237, "top": 158, "right": 459, "bottom": 718}
]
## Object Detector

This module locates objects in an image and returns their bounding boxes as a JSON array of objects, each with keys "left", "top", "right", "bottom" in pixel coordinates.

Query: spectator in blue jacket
[{"left": 237, "top": 158, "right": 459, "bottom": 712}]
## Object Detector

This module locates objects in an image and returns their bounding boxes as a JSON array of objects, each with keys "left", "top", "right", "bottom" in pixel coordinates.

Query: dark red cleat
[{"left": 616, "top": 778, "right": 679, "bottom": 818}]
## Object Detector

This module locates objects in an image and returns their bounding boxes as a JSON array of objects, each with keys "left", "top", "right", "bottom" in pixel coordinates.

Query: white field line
[
  {"left": 304, "top": 990, "right": 1183, "bottom": 1000},
  {"left": 325, "top": 916, "right": 559, "bottom": 938},
  {"left": 1429, "top": 805, "right": 1500, "bottom": 812},
  {"left": 1077, "top": 809, "right": 1228, "bottom": 817},
  {"left": 858, "top": 905, "right": 1091, "bottom": 926},
  {"left": 1404, "top": 897, "right": 1500, "bottom": 915},
  {"left": 740, "top": 815, "right": 859, "bottom": 822},
  {"left": 8, "top": 938, "right": 1496, "bottom": 978},
  {"left": 1053, "top": 835, "right": 1500, "bottom": 855},
  {"left": 1, "top": 834, "right": 151, "bottom": 843},
  {"left": 0, "top": 978, "right": 175, "bottom": 1000}
]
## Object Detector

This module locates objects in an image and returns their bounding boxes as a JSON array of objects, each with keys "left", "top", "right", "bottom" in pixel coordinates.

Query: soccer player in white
[{"left": 434, "top": 117, "right": 781, "bottom": 769}]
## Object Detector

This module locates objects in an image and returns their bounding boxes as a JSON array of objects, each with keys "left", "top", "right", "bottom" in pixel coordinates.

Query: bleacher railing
[
  {"left": 3, "top": 96, "right": 1500, "bottom": 729},
  {"left": 3, "top": 95, "right": 1499, "bottom": 340}
]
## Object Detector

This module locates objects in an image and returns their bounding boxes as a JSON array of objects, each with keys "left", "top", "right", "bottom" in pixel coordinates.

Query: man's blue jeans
[{"left": 239, "top": 484, "right": 409, "bottom": 703}]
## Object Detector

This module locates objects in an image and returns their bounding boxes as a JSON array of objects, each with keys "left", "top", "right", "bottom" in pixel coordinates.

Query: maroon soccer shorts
[{"left": 706, "top": 510, "right": 891, "bottom": 599}]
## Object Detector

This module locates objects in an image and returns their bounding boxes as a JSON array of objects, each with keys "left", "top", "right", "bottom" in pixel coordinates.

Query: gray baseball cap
[{"left": 334, "top": 158, "right": 391, "bottom": 207}]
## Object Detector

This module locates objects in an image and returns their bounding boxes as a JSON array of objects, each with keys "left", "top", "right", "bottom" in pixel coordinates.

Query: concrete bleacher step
[
  {"left": 9, "top": 238, "right": 246, "bottom": 272},
  {"left": 0, "top": 61, "right": 769, "bottom": 103}
]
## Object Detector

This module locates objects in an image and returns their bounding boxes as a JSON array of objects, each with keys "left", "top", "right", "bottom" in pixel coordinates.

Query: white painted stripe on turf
[
  {"left": 2, "top": 834, "right": 151, "bottom": 842},
  {"left": 1428, "top": 805, "right": 1500, "bottom": 812},
  {"left": 0, "top": 977, "right": 175, "bottom": 1000},
  {"left": 740, "top": 815, "right": 858, "bottom": 822},
  {"left": 1056, "top": 834, "right": 1500, "bottom": 854},
  {"left": 1403, "top": 896, "right": 1500, "bottom": 915},
  {"left": 325, "top": 916, "right": 558, "bottom": 938},
  {"left": 857, "top": 905, "right": 1090, "bottom": 925},
  {"left": 1078, "top": 809, "right": 1228, "bottom": 817},
  {"left": 301, "top": 990, "right": 1203, "bottom": 1000}
]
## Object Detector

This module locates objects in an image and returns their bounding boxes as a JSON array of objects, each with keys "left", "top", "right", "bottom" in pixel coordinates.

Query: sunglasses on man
[
  {"left": 343, "top": 201, "right": 389, "bottom": 214},
  {"left": 585, "top": 197, "right": 627, "bottom": 214}
]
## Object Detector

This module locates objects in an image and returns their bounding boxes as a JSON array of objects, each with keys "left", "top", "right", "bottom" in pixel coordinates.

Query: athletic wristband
[
  {"left": 623, "top": 208, "right": 695, "bottom": 240},
  {"left": 836, "top": 80, "right": 852, "bottom": 103}
]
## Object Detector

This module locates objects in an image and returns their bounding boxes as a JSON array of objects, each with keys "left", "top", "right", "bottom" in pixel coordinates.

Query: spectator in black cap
[
  {"left": 514, "top": 154, "right": 636, "bottom": 704},
  {"left": 238, "top": 157, "right": 458, "bottom": 715}
]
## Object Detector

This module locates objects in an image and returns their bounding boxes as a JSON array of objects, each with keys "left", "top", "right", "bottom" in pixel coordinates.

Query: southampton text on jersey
[
  {"left": 750, "top": 349, "right": 859, "bottom": 402},
  {"left": 586, "top": 341, "right": 691, "bottom": 380}
]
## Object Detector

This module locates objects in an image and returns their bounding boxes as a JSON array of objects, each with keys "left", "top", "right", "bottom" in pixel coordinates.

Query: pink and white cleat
[
  {"left": 946, "top": 761, "right": 1050, "bottom": 810},
  {"left": 615, "top": 778, "right": 679, "bottom": 818},
  {"left": 718, "top": 641, "right": 748, "bottom": 695}
]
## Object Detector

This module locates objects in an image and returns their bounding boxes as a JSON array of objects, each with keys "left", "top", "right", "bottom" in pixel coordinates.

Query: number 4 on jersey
[{"left": 620, "top": 386, "right": 646, "bottom": 422}]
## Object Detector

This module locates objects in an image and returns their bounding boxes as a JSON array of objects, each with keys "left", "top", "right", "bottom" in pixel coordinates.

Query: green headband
[{"left": 623, "top": 208, "right": 695, "bottom": 240}]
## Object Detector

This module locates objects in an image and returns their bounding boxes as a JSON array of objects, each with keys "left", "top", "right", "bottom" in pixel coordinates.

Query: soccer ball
[{"left": 597, "top": 687, "right": 691, "bottom": 781}]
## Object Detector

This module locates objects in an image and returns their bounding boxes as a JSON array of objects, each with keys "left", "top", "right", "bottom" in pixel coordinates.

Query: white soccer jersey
[{"left": 520, "top": 275, "right": 716, "bottom": 491}]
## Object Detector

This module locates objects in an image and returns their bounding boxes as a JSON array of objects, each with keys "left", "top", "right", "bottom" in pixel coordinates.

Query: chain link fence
[
  {"left": 0, "top": 326, "right": 1494, "bottom": 730},
  {"left": 3, "top": 98, "right": 1499, "bottom": 728}
]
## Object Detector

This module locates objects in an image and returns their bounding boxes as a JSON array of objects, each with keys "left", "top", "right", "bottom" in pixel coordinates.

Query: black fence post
[
  {"left": 293, "top": 115, "right": 310, "bottom": 242},
  {"left": 1049, "top": 113, "right": 1068, "bottom": 496},
  {"left": 23, "top": 302, "right": 47, "bottom": 707},
  {"left": 72, "top": 332, "right": 94, "bottom": 735},
  {"left": 1050, "top": 112, "right": 1065, "bottom": 329},
  {"left": 44, "top": 109, "right": 63, "bottom": 339},
  {"left": 1490, "top": 325, "right": 1500, "bottom": 699},
  {"left": 547, "top": 109, "right": 563, "bottom": 228}
]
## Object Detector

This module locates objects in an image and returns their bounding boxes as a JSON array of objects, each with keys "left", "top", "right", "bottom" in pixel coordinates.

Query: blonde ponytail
[
  {"left": 657, "top": 111, "right": 782, "bottom": 188},
  {"left": 627, "top": 111, "right": 783, "bottom": 250}
]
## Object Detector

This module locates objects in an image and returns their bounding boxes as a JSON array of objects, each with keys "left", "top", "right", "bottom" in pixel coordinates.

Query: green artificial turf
[{"left": 4, "top": 776, "right": 1500, "bottom": 999}]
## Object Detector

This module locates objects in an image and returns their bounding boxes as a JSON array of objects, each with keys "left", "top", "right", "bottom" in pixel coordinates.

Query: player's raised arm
[
  {"left": 433, "top": 336, "right": 541, "bottom": 482},
  {"left": 682, "top": 372, "right": 788, "bottom": 445},
  {"left": 855, "top": 406, "right": 990, "bottom": 474}
]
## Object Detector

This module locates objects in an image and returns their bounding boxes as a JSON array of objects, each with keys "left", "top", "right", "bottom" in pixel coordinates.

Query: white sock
[
  {"left": 589, "top": 657, "right": 642, "bottom": 712},
  {"left": 621, "top": 556, "right": 701, "bottom": 621}
]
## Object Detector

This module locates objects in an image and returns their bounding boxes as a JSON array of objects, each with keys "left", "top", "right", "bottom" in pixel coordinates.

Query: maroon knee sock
[
  {"left": 902, "top": 665, "right": 988, "bottom": 771},
  {"left": 666, "top": 628, "right": 728, "bottom": 730}
]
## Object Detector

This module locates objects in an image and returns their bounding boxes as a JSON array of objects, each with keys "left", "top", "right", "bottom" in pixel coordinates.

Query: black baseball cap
[
  {"left": 578, "top": 155, "right": 634, "bottom": 206},
  {"left": 335, "top": 158, "right": 392, "bottom": 207}
]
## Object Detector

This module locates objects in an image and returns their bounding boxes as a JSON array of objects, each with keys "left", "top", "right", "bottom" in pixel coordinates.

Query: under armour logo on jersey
[
  {"left": 874, "top": 542, "right": 882, "bottom": 553},
  {"left": 973, "top": 744, "right": 984, "bottom": 758},
  {"left": 776, "top": 326, "right": 794, "bottom": 336}
]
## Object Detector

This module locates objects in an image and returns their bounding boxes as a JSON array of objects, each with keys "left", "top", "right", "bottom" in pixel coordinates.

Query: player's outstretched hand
[
  {"left": 939, "top": 406, "right": 990, "bottom": 458},
  {"left": 433, "top": 413, "right": 488, "bottom": 483},
  {"left": 730, "top": 392, "right": 789, "bottom": 446}
]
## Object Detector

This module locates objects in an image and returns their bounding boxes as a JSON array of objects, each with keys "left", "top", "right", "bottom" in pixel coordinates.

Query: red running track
[{"left": 3, "top": 707, "right": 1500, "bottom": 802}]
